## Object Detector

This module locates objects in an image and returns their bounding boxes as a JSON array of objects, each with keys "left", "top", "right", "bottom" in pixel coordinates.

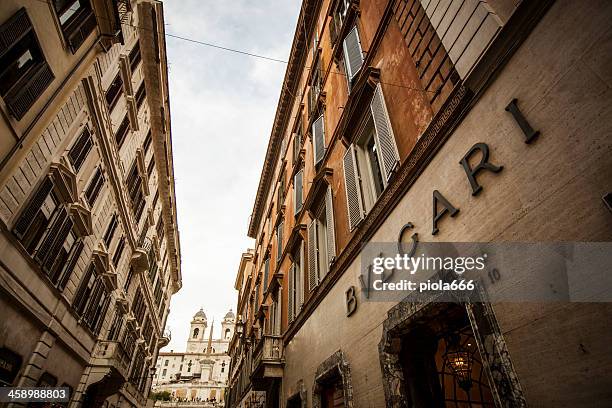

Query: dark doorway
[
  {"left": 399, "top": 304, "right": 495, "bottom": 407},
  {"left": 320, "top": 375, "right": 345, "bottom": 408}
]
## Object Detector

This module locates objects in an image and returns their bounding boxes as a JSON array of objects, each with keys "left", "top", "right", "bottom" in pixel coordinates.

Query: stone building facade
[
  {"left": 151, "top": 309, "right": 235, "bottom": 406},
  {"left": 227, "top": 0, "right": 612, "bottom": 407},
  {"left": 0, "top": 0, "right": 181, "bottom": 407}
]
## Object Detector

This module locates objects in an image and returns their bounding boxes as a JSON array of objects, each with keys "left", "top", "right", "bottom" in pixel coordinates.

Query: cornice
[{"left": 247, "top": 0, "right": 323, "bottom": 238}]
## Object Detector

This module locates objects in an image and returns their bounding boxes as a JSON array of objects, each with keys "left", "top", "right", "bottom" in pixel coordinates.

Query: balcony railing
[
  {"left": 91, "top": 340, "right": 131, "bottom": 379},
  {"left": 251, "top": 335, "right": 283, "bottom": 387}
]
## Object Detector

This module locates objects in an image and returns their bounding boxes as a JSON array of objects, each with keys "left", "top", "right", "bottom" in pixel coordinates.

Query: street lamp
[{"left": 235, "top": 315, "right": 244, "bottom": 336}]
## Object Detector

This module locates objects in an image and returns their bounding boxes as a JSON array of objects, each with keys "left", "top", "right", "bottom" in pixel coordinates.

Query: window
[
  {"left": 129, "top": 41, "right": 141, "bottom": 72},
  {"left": 276, "top": 222, "right": 284, "bottom": 263},
  {"left": 103, "top": 214, "right": 118, "bottom": 248},
  {"left": 135, "top": 81, "right": 146, "bottom": 110},
  {"left": 131, "top": 287, "right": 146, "bottom": 322},
  {"left": 106, "top": 72, "right": 123, "bottom": 112},
  {"left": 307, "top": 186, "right": 336, "bottom": 291},
  {"left": 115, "top": 115, "right": 130, "bottom": 149},
  {"left": 156, "top": 216, "right": 164, "bottom": 242},
  {"left": 84, "top": 166, "right": 104, "bottom": 207},
  {"left": 263, "top": 256, "right": 270, "bottom": 292},
  {"left": 308, "top": 57, "right": 322, "bottom": 115},
  {"left": 107, "top": 310, "right": 123, "bottom": 341},
  {"left": 343, "top": 84, "right": 399, "bottom": 230},
  {"left": 164, "top": 360, "right": 169, "bottom": 367},
  {"left": 288, "top": 241, "right": 304, "bottom": 322},
  {"left": 12, "top": 177, "right": 83, "bottom": 290},
  {"left": 312, "top": 114, "right": 325, "bottom": 166},
  {"left": 68, "top": 127, "right": 93, "bottom": 172},
  {"left": 342, "top": 26, "right": 364, "bottom": 84},
  {"left": 112, "top": 236, "right": 126, "bottom": 267},
  {"left": 73, "top": 262, "right": 110, "bottom": 334},
  {"left": 294, "top": 169, "right": 303, "bottom": 215},
  {"left": 193, "top": 328, "right": 199, "bottom": 338},
  {"left": 221, "top": 362, "right": 226, "bottom": 373},
  {"left": 292, "top": 124, "right": 302, "bottom": 165},
  {"left": 162, "top": 369, "right": 167, "bottom": 377},
  {"left": 147, "top": 154, "right": 155, "bottom": 180},
  {"left": 126, "top": 160, "right": 145, "bottom": 221},
  {"left": 0, "top": 9, "right": 54, "bottom": 120},
  {"left": 52, "top": 0, "right": 96, "bottom": 53},
  {"left": 143, "top": 130, "right": 153, "bottom": 155}
]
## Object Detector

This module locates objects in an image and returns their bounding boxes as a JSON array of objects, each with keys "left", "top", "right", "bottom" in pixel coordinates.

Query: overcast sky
[{"left": 161, "top": 0, "right": 301, "bottom": 350}]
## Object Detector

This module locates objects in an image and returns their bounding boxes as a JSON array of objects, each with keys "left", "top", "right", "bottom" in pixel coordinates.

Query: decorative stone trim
[
  {"left": 312, "top": 350, "right": 354, "bottom": 408},
  {"left": 378, "top": 284, "right": 527, "bottom": 408}
]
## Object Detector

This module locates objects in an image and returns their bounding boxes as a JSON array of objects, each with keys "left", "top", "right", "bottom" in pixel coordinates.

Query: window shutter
[
  {"left": 342, "top": 26, "right": 364, "bottom": 81},
  {"left": 57, "top": 240, "right": 84, "bottom": 290},
  {"left": 307, "top": 221, "right": 318, "bottom": 291},
  {"left": 329, "top": 15, "right": 338, "bottom": 46},
  {"left": 263, "top": 257, "right": 270, "bottom": 291},
  {"left": 276, "top": 223, "right": 283, "bottom": 263},
  {"left": 68, "top": 128, "right": 93, "bottom": 172},
  {"left": 312, "top": 114, "right": 325, "bottom": 165},
  {"left": 294, "top": 169, "right": 303, "bottom": 215},
  {"left": 325, "top": 186, "right": 336, "bottom": 263},
  {"left": 288, "top": 263, "right": 294, "bottom": 322},
  {"left": 0, "top": 8, "right": 31, "bottom": 55},
  {"left": 298, "top": 242, "right": 304, "bottom": 309},
  {"left": 293, "top": 131, "right": 302, "bottom": 164},
  {"left": 343, "top": 145, "right": 365, "bottom": 230},
  {"left": 35, "top": 207, "right": 73, "bottom": 273},
  {"left": 13, "top": 177, "right": 53, "bottom": 239},
  {"left": 371, "top": 83, "right": 399, "bottom": 183}
]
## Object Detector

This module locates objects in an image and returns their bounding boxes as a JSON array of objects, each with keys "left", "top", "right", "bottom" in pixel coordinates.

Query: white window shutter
[
  {"left": 343, "top": 145, "right": 365, "bottom": 230},
  {"left": 343, "top": 26, "right": 364, "bottom": 81},
  {"left": 298, "top": 241, "right": 304, "bottom": 309},
  {"left": 371, "top": 83, "right": 399, "bottom": 183},
  {"left": 325, "top": 186, "right": 336, "bottom": 263},
  {"left": 288, "top": 263, "right": 295, "bottom": 322},
  {"left": 294, "top": 169, "right": 303, "bottom": 214},
  {"left": 307, "top": 221, "right": 318, "bottom": 291},
  {"left": 312, "top": 114, "right": 325, "bottom": 165}
]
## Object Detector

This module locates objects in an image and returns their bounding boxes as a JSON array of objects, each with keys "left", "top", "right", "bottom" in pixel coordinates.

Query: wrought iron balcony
[{"left": 250, "top": 335, "right": 283, "bottom": 389}]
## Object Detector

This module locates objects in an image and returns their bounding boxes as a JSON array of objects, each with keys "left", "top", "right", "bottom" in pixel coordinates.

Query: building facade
[
  {"left": 227, "top": 0, "right": 612, "bottom": 407},
  {"left": 151, "top": 309, "right": 235, "bottom": 406},
  {"left": 0, "top": 0, "right": 181, "bottom": 407}
]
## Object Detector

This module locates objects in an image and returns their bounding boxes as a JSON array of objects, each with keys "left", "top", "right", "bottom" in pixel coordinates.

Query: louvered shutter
[
  {"left": 68, "top": 128, "right": 93, "bottom": 171},
  {"left": 343, "top": 26, "right": 364, "bottom": 81},
  {"left": 263, "top": 257, "right": 270, "bottom": 292},
  {"left": 57, "top": 240, "right": 84, "bottom": 290},
  {"left": 298, "top": 242, "right": 304, "bottom": 309},
  {"left": 276, "top": 223, "right": 283, "bottom": 262},
  {"left": 13, "top": 177, "right": 54, "bottom": 239},
  {"left": 42, "top": 213, "right": 74, "bottom": 276},
  {"left": 288, "top": 263, "right": 295, "bottom": 322},
  {"left": 343, "top": 145, "right": 365, "bottom": 230},
  {"left": 307, "top": 221, "right": 318, "bottom": 291},
  {"left": 371, "top": 84, "right": 400, "bottom": 183},
  {"left": 325, "top": 186, "right": 336, "bottom": 264},
  {"left": 306, "top": 87, "right": 312, "bottom": 116},
  {"left": 329, "top": 15, "right": 338, "bottom": 46},
  {"left": 312, "top": 114, "right": 325, "bottom": 165},
  {"left": 294, "top": 169, "right": 303, "bottom": 214},
  {"left": 34, "top": 206, "right": 71, "bottom": 272}
]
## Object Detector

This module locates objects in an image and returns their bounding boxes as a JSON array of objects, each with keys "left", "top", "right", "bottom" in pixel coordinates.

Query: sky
[{"left": 161, "top": 0, "right": 301, "bottom": 350}]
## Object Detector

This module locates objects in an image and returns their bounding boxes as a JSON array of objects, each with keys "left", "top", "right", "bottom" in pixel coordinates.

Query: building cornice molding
[{"left": 247, "top": 0, "right": 323, "bottom": 239}]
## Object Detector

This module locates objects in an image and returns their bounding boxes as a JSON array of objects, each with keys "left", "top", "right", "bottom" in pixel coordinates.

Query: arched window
[
  {"left": 225, "top": 328, "right": 231, "bottom": 339},
  {"left": 193, "top": 328, "right": 199, "bottom": 338}
]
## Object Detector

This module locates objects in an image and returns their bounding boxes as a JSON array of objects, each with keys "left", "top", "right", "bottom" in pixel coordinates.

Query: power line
[{"left": 32, "top": 0, "right": 435, "bottom": 94}]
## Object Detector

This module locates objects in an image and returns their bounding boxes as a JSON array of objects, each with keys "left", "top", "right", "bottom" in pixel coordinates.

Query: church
[{"left": 152, "top": 308, "right": 235, "bottom": 405}]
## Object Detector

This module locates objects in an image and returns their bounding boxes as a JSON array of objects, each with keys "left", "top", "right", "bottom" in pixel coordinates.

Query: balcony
[
  {"left": 91, "top": 340, "right": 131, "bottom": 379},
  {"left": 158, "top": 330, "right": 172, "bottom": 348},
  {"left": 250, "top": 335, "right": 283, "bottom": 390}
]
